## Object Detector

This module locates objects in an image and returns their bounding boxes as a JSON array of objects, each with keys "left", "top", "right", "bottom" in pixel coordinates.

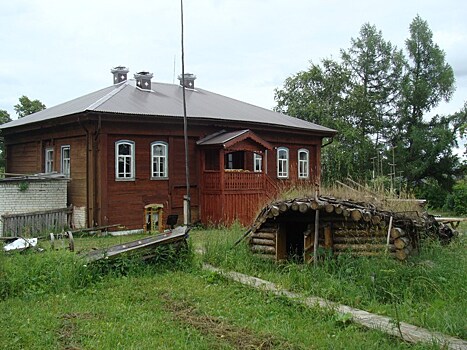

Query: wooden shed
[{"left": 247, "top": 197, "right": 435, "bottom": 262}]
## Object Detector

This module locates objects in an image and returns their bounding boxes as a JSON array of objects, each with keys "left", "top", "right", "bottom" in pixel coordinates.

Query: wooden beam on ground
[
  {"left": 434, "top": 217, "right": 467, "bottom": 229},
  {"left": 203, "top": 264, "right": 467, "bottom": 350}
]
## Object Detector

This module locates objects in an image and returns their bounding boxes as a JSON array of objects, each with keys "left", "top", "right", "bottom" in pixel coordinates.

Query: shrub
[{"left": 444, "top": 179, "right": 467, "bottom": 215}]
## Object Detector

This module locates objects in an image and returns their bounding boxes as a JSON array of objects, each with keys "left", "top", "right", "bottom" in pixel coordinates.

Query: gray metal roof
[
  {"left": 197, "top": 130, "right": 249, "bottom": 146},
  {"left": 0, "top": 80, "right": 336, "bottom": 135}
]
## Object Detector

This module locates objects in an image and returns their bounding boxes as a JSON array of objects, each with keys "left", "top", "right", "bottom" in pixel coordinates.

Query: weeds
[
  {"left": 0, "top": 237, "right": 194, "bottom": 301},
  {"left": 201, "top": 226, "right": 467, "bottom": 339}
]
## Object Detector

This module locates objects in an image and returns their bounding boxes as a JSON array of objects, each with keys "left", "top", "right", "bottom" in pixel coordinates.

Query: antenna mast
[{"left": 181, "top": 0, "right": 191, "bottom": 225}]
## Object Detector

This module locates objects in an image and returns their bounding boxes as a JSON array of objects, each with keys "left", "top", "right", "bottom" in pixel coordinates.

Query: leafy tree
[
  {"left": 444, "top": 178, "right": 467, "bottom": 215},
  {"left": 274, "top": 58, "right": 370, "bottom": 183},
  {"left": 14, "top": 95, "right": 46, "bottom": 118},
  {"left": 401, "top": 15, "right": 455, "bottom": 124},
  {"left": 275, "top": 25, "right": 405, "bottom": 183},
  {"left": 0, "top": 109, "right": 12, "bottom": 170},
  {"left": 341, "top": 23, "right": 405, "bottom": 145},
  {"left": 0, "top": 109, "right": 11, "bottom": 125},
  {"left": 392, "top": 16, "right": 457, "bottom": 189},
  {"left": 275, "top": 16, "right": 461, "bottom": 195},
  {"left": 450, "top": 101, "right": 467, "bottom": 155}
]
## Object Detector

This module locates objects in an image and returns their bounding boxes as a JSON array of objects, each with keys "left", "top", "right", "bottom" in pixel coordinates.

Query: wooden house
[{"left": 0, "top": 67, "right": 336, "bottom": 230}]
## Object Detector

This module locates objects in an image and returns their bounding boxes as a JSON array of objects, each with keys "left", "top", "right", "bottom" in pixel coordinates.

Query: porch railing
[
  {"left": 203, "top": 171, "right": 277, "bottom": 192},
  {"left": 224, "top": 171, "right": 264, "bottom": 191}
]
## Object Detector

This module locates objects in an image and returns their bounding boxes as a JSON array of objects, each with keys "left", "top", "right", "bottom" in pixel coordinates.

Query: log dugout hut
[
  {"left": 0, "top": 67, "right": 336, "bottom": 230},
  {"left": 248, "top": 196, "right": 436, "bottom": 262}
]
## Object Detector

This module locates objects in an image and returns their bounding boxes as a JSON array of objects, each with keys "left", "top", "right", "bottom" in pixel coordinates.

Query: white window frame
[
  {"left": 277, "top": 147, "right": 289, "bottom": 178},
  {"left": 298, "top": 148, "right": 309, "bottom": 179},
  {"left": 61, "top": 145, "right": 71, "bottom": 177},
  {"left": 115, "top": 140, "right": 135, "bottom": 180},
  {"left": 253, "top": 153, "right": 262, "bottom": 172},
  {"left": 45, "top": 147, "right": 54, "bottom": 173},
  {"left": 151, "top": 141, "right": 168, "bottom": 179}
]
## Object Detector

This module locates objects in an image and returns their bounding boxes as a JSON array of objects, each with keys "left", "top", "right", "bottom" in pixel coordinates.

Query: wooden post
[
  {"left": 386, "top": 216, "right": 393, "bottom": 254},
  {"left": 275, "top": 224, "right": 287, "bottom": 261},
  {"left": 313, "top": 208, "right": 319, "bottom": 266},
  {"left": 219, "top": 149, "right": 225, "bottom": 220},
  {"left": 303, "top": 226, "right": 314, "bottom": 264},
  {"left": 324, "top": 225, "right": 332, "bottom": 250}
]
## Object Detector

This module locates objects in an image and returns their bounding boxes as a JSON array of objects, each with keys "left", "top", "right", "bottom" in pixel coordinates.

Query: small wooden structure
[
  {"left": 83, "top": 226, "right": 189, "bottom": 263},
  {"left": 247, "top": 197, "right": 448, "bottom": 262},
  {"left": 144, "top": 203, "right": 164, "bottom": 233}
]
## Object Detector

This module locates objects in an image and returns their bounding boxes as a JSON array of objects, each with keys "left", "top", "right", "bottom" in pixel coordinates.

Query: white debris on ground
[{"left": 3, "top": 238, "right": 38, "bottom": 252}]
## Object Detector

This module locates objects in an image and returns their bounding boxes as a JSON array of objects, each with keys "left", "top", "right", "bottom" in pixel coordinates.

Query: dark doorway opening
[{"left": 285, "top": 221, "right": 308, "bottom": 262}]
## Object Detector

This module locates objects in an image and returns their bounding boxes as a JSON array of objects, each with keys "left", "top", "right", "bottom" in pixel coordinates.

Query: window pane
[
  {"left": 116, "top": 141, "right": 134, "bottom": 179},
  {"left": 119, "top": 144, "right": 131, "bottom": 155},
  {"left": 277, "top": 148, "right": 288, "bottom": 178},
  {"left": 153, "top": 144, "right": 164, "bottom": 156},
  {"left": 152, "top": 142, "right": 168, "bottom": 178}
]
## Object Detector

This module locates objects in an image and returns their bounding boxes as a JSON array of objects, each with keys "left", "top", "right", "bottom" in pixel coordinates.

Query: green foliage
[
  {"left": 0, "top": 109, "right": 11, "bottom": 125},
  {"left": 0, "top": 237, "right": 194, "bottom": 301},
  {"left": 0, "top": 232, "right": 420, "bottom": 350},
  {"left": 17, "top": 181, "right": 29, "bottom": 192},
  {"left": 0, "top": 109, "right": 11, "bottom": 170},
  {"left": 201, "top": 227, "right": 467, "bottom": 339},
  {"left": 402, "top": 15, "right": 455, "bottom": 122},
  {"left": 0, "top": 251, "right": 96, "bottom": 300},
  {"left": 274, "top": 16, "right": 460, "bottom": 193},
  {"left": 444, "top": 178, "right": 467, "bottom": 215},
  {"left": 1, "top": 229, "right": 465, "bottom": 348},
  {"left": 14, "top": 95, "right": 46, "bottom": 118},
  {"left": 415, "top": 179, "right": 449, "bottom": 209}
]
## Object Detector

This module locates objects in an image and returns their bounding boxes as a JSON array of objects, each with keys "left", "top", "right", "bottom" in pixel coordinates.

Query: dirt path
[{"left": 203, "top": 264, "right": 467, "bottom": 350}]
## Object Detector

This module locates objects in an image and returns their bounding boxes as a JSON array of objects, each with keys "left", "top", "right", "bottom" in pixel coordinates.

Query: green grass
[
  {"left": 198, "top": 225, "right": 467, "bottom": 340},
  {"left": 0, "top": 228, "right": 464, "bottom": 349},
  {"left": 0, "top": 265, "right": 432, "bottom": 349}
]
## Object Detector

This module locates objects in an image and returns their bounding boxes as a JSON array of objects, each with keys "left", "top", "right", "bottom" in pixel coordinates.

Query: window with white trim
[
  {"left": 45, "top": 147, "right": 54, "bottom": 173},
  {"left": 277, "top": 147, "right": 289, "bottom": 178},
  {"left": 253, "top": 153, "right": 262, "bottom": 172},
  {"left": 61, "top": 145, "right": 71, "bottom": 177},
  {"left": 151, "top": 141, "right": 168, "bottom": 178},
  {"left": 298, "top": 148, "right": 309, "bottom": 179},
  {"left": 115, "top": 140, "right": 135, "bottom": 180}
]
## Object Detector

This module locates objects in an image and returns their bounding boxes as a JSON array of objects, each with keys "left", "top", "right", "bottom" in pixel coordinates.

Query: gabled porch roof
[{"left": 196, "top": 129, "right": 273, "bottom": 150}]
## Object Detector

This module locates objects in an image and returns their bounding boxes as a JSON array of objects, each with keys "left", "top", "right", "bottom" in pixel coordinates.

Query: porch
[{"left": 197, "top": 129, "right": 277, "bottom": 226}]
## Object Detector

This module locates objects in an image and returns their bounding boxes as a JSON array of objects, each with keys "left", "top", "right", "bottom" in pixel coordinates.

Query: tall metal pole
[{"left": 181, "top": 0, "right": 191, "bottom": 225}]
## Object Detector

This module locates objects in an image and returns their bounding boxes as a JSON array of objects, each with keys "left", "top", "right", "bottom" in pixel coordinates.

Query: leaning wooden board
[{"left": 83, "top": 226, "right": 189, "bottom": 262}]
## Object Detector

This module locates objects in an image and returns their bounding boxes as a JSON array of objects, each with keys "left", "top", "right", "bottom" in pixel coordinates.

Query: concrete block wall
[{"left": 0, "top": 179, "right": 68, "bottom": 235}]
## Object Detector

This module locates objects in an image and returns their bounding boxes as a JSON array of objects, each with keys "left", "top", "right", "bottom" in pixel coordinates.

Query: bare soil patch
[{"left": 161, "top": 293, "right": 302, "bottom": 350}]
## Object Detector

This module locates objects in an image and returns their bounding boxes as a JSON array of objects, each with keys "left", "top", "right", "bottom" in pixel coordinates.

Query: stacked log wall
[
  {"left": 248, "top": 221, "right": 278, "bottom": 259},
  {"left": 247, "top": 196, "right": 427, "bottom": 261}
]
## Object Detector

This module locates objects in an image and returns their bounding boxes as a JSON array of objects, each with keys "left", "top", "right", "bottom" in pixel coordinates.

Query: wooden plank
[
  {"left": 204, "top": 264, "right": 467, "bottom": 350},
  {"left": 275, "top": 224, "right": 287, "bottom": 261},
  {"left": 83, "top": 226, "right": 189, "bottom": 262}
]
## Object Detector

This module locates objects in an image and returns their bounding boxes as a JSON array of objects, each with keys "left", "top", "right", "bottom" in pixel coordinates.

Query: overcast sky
[{"left": 1, "top": 0, "right": 466, "bottom": 122}]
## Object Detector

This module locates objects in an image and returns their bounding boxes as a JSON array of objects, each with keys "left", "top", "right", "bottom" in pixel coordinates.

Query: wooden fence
[{"left": 1, "top": 207, "right": 71, "bottom": 237}]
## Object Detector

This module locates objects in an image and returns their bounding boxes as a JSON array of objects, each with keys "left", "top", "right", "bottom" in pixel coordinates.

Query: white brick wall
[{"left": 0, "top": 179, "right": 68, "bottom": 235}]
